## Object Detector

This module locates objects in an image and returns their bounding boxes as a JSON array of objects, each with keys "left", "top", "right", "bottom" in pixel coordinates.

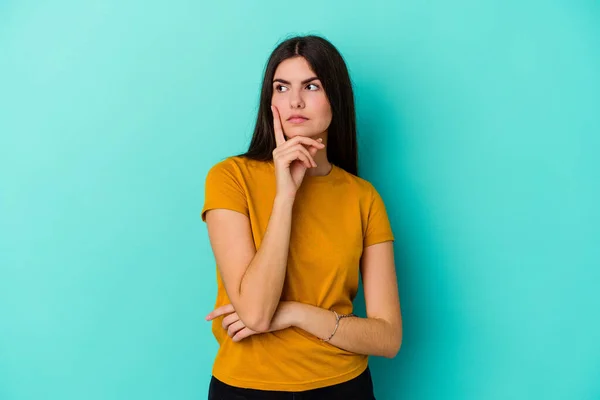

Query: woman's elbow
[
  {"left": 232, "top": 297, "right": 276, "bottom": 333},
  {"left": 386, "top": 340, "right": 402, "bottom": 359},
  {"left": 384, "top": 329, "right": 403, "bottom": 359},
  {"left": 241, "top": 312, "right": 272, "bottom": 333},
  {"left": 246, "top": 320, "right": 271, "bottom": 333}
]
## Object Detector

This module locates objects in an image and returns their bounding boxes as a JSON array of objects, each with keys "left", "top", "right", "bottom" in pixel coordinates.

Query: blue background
[{"left": 1, "top": 1, "right": 599, "bottom": 399}]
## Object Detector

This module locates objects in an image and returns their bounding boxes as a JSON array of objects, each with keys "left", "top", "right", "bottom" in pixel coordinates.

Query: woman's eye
[{"left": 274, "top": 83, "right": 319, "bottom": 92}]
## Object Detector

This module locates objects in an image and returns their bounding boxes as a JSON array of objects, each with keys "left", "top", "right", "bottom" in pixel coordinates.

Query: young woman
[{"left": 201, "top": 35, "right": 402, "bottom": 399}]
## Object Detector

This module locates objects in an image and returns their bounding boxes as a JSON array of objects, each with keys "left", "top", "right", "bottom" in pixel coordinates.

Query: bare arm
[
  {"left": 205, "top": 196, "right": 294, "bottom": 332},
  {"left": 205, "top": 105, "right": 325, "bottom": 332},
  {"left": 286, "top": 241, "right": 402, "bottom": 358}
]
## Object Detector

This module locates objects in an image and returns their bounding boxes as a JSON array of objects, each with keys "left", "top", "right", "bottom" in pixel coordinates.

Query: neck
[{"left": 305, "top": 133, "right": 331, "bottom": 177}]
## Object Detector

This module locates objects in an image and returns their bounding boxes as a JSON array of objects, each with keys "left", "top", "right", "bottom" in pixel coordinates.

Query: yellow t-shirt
[{"left": 201, "top": 155, "right": 394, "bottom": 391}]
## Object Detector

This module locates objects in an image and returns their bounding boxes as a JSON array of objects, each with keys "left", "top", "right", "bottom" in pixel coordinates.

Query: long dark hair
[{"left": 237, "top": 35, "right": 359, "bottom": 176}]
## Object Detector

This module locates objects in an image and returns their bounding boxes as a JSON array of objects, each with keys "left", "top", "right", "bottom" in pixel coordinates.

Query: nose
[{"left": 290, "top": 88, "right": 305, "bottom": 109}]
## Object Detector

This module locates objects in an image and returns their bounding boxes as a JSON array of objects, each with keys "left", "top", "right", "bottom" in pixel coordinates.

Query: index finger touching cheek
[{"left": 271, "top": 105, "right": 286, "bottom": 146}]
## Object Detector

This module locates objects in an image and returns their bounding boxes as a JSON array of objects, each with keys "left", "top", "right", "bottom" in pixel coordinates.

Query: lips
[{"left": 288, "top": 117, "right": 308, "bottom": 123}]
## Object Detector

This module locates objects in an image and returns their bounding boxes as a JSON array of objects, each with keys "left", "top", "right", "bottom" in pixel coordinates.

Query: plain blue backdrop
[{"left": 1, "top": 1, "right": 599, "bottom": 399}]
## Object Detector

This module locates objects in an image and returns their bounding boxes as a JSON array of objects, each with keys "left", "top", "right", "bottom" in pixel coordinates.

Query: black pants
[{"left": 208, "top": 365, "right": 376, "bottom": 400}]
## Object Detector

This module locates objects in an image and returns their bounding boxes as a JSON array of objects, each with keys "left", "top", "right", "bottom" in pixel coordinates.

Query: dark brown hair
[{"left": 238, "top": 35, "right": 358, "bottom": 176}]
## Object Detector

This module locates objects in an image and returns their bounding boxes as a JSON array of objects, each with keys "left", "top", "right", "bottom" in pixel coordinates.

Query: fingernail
[{"left": 317, "top": 138, "right": 323, "bottom": 142}]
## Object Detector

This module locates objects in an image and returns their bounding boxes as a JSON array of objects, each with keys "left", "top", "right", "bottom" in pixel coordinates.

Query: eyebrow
[{"left": 273, "top": 76, "right": 319, "bottom": 85}]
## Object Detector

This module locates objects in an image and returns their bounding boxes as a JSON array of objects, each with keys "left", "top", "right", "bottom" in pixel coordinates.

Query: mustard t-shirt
[{"left": 201, "top": 155, "right": 394, "bottom": 391}]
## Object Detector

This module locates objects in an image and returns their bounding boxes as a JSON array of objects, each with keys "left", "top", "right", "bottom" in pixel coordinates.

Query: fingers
[
  {"left": 232, "top": 327, "right": 258, "bottom": 342},
  {"left": 272, "top": 137, "right": 325, "bottom": 169},
  {"left": 278, "top": 145, "right": 316, "bottom": 169},
  {"left": 271, "top": 105, "right": 286, "bottom": 146},
  {"left": 274, "top": 135, "right": 325, "bottom": 151},
  {"left": 226, "top": 320, "right": 246, "bottom": 338},
  {"left": 219, "top": 312, "right": 257, "bottom": 342},
  {"left": 205, "top": 304, "right": 235, "bottom": 321},
  {"left": 221, "top": 312, "right": 239, "bottom": 330},
  {"left": 204, "top": 304, "right": 259, "bottom": 343}
]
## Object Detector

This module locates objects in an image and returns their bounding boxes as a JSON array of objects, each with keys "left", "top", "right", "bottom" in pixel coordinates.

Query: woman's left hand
[{"left": 206, "top": 302, "right": 297, "bottom": 342}]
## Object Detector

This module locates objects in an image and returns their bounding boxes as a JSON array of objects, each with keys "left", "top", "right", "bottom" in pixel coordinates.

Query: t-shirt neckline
[
  {"left": 266, "top": 160, "right": 338, "bottom": 182},
  {"left": 302, "top": 163, "right": 338, "bottom": 183}
]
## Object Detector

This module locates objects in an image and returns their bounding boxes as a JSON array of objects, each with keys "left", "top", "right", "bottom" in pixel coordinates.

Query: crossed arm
[{"left": 204, "top": 205, "right": 402, "bottom": 359}]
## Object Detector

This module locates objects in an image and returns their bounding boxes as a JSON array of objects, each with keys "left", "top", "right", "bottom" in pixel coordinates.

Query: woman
[{"left": 201, "top": 35, "right": 402, "bottom": 399}]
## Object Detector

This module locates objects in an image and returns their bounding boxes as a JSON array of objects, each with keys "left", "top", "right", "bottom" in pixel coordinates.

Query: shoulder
[
  {"left": 204, "top": 156, "right": 274, "bottom": 192},
  {"left": 206, "top": 155, "right": 270, "bottom": 176},
  {"left": 206, "top": 155, "right": 243, "bottom": 174},
  {"left": 335, "top": 167, "right": 380, "bottom": 201}
]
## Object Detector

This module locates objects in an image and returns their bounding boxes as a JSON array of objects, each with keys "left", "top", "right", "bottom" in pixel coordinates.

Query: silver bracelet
[{"left": 321, "top": 310, "right": 356, "bottom": 342}]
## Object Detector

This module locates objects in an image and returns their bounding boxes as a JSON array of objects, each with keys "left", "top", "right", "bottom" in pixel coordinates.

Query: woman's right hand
[
  {"left": 271, "top": 105, "right": 326, "bottom": 199},
  {"left": 206, "top": 302, "right": 295, "bottom": 342}
]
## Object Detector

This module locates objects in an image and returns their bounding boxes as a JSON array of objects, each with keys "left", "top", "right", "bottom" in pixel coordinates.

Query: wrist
[
  {"left": 274, "top": 194, "right": 296, "bottom": 207},
  {"left": 281, "top": 301, "right": 303, "bottom": 328}
]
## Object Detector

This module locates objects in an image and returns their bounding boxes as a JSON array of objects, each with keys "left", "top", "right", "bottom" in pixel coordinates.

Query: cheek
[
  {"left": 271, "top": 96, "right": 284, "bottom": 109},
  {"left": 318, "top": 99, "right": 332, "bottom": 125},
  {"left": 314, "top": 97, "right": 332, "bottom": 123}
]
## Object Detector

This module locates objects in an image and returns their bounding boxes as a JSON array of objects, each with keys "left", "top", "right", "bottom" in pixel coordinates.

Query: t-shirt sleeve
[
  {"left": 363, "top": 185, "right": 395, "bottom": 247},
  {"left": 200, "top": 159, "right": 249, "bottom": 222}
]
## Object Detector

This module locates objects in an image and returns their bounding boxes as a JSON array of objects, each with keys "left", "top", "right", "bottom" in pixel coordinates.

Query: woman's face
[{"left": 271, "top": 57, "right": 332, "bottom": 140}]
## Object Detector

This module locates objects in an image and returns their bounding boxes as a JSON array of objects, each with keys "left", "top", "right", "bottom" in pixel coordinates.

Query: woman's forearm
[
  {"left": 238, "top": 196, "right": 295, "bottom": 332},
  {"left": 287, "top": 302, "right": 402, "bottom": 359}
]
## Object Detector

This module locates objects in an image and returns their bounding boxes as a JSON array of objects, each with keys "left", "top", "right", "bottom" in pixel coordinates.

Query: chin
[{"left": 284, "top": 129, "right": 322, "bottom": 138}]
